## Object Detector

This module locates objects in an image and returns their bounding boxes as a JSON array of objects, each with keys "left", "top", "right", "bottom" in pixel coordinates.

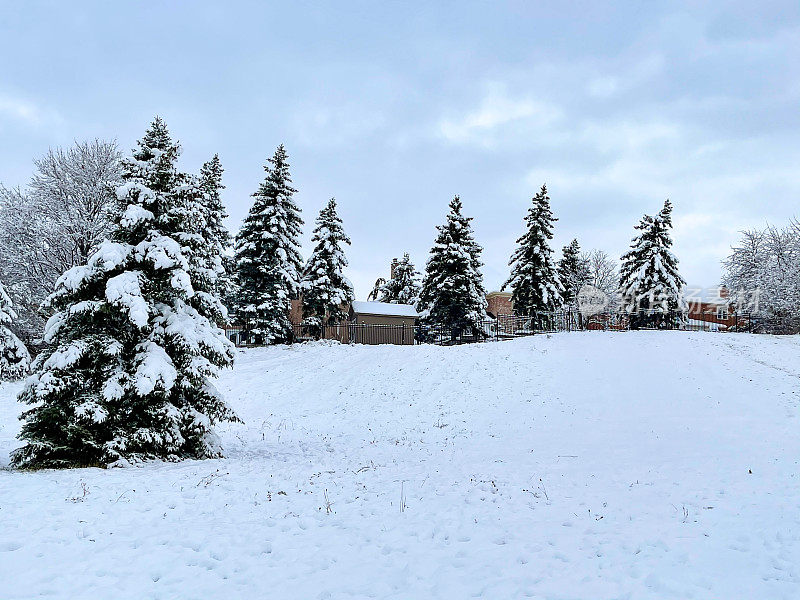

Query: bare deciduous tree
[
  {"left": 0, "top": 139, "right": 122, "bottom": 342},
  {"left": 581, "top": 249, "right": 619, "bottom": 310},
  {"left": 723, "top": 224, "right": 800, "bottom": 328}
]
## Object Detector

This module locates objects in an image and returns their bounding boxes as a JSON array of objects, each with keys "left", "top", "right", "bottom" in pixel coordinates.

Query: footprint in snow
[{"left": 0, "top": 541, "right": 22, "bottom": 551}]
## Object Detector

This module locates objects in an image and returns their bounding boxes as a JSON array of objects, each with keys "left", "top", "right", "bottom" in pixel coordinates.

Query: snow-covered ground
[{"left": 1, "top": 332, "right": 799, "bottom": 599}]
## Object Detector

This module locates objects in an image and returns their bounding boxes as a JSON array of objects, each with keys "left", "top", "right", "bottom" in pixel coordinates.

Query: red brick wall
[
  {"left": 290, "top": 298, "right": 303, "bottom": 325},
  {"left": 687, "top": 301, "right": 735, "bottom": 327},
  {"left": 486, "top": 293, "right": 513, "bottom": 317}
]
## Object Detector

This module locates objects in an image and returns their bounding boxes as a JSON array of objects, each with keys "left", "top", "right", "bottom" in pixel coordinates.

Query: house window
[{"left": 717, "top": 307, "right": 728, "bottom": 320}]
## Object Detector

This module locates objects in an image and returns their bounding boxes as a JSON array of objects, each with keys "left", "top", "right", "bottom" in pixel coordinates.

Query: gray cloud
[{"left": 0, "top": 1, "right": 797, "bottom": 297}]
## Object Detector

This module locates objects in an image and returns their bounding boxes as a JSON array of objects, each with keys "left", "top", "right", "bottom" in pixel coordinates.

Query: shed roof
[{"left": 350, "top": 301, "right": 419, "bottom": 318}]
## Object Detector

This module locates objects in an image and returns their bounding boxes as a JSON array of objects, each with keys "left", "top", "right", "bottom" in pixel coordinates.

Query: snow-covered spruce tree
[
  {"left": 170, "top": 154, "right": 234, "bottom": 332},
  {"left": 502, "top": 185, "right": 562, "bottom": 314},
  {"left": 418, "top": 196, "right": 487, "bottom": 333},
  {"left": 198, "top": 154, "right": 232, "bottom": 302},
  {"left": 301, "top": 198, "right": 354, "bottom": 324},
  {"left": 557, "top": 239, "right": 590, "bottom": 309},
  {"left": 618, "top": 199, "right": 686, "bottom": 328},
  {"left": 11, "top": 117, "right": 236, "bottom": 469},
  {"left": 0, "top": 278, "right": 30, "bottom": 380},
  {"left": 172, "top": 176, "right": 221, "bottom": 323},
  {"left": 366, "top": 277, "right": 386, "bottom": 302},
  {"left": 378, "top": 253, "right": 421, "bottom": 305},
  {"left": 219, "top": 254, "right": 240, "bottom": 323},
  {"left": 234, "top": 145, "right": 304, "bottom": 344}
]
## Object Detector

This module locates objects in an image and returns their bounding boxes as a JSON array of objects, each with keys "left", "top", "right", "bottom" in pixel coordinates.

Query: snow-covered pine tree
[
  {"left": 366, "top": 277, "right": 386, "bottom": 302},
  {"left": 301, "top": 198, "right": 354, "bottom": 324},
  {"left": 173, "top": 174, "right": 222, "bottom": 325},
  {"left": 378, "top": 253, "right": 421, "bottom": 305},
  {"left": 0, "top": 278, "right": 30, "bottom": 380},
  {"left": 12, "top": 117, "right": 236, "bottom": 469},
  {"left": 557, "top": 239, "right": 590, "bottom": 309},
  {"left": 219, "top": 254, "right": 240, "bottom": 321},
  {"left": 198, "top": 155, "right": 228, "bottom": 249},
  {"left": 502, "top": 185, "right": 562, "bottom": 314},
  {"left": 418, "top": 196, "right": 487, "bottom": 333},
  {"left": 234, "top": 145, "right": 304, "bottom": 344},
  {"left": 198, "top": 154, "right": 232, "bottom": 302},
  {"left": 618, "top": 199, "right": 686, "bottom": 328}
]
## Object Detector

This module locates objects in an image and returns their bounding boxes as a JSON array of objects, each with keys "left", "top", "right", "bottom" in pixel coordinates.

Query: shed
[{"left": 348, "top": 301, "right": 419, "bottom": 345}]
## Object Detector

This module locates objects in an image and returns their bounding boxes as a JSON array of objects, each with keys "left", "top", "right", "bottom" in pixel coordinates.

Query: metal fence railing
[
  {"left": 747, "top": 314, "right": 800, "bottom": 335},
  {"left": 226, "top": 310, "right": 763, "bottom": 347}
]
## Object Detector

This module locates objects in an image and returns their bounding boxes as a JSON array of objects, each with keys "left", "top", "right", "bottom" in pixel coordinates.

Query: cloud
[
  {"left": 437, "top": 85, "right": 563, "bottom": 147},
  {"left": 289, "top": 103, "right": 387, "bottom": 148},
  {"left": 521, "top": 116, "right": 686, "bottom": 201},
  {"left": 586, "top": 76, "right": 619, "bottom": 98},
  {"left": 0, "top": 93, "right": 61, "bottom": 127}
]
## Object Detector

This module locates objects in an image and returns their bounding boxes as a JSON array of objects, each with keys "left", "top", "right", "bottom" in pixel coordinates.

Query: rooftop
[{"left": 350, "top": 300, "right": 419, "bottom": 318}]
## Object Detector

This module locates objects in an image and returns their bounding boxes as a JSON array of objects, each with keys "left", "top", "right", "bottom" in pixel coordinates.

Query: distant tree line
[
  {"left": 0, "top": 116, "right": 696, "bottom": 469},
  {"left": 7, "top": 114, "right": 794, "bottom": 469},
  {"left": 414, "top": 187, "right": 685, "bottom": 334},
  {"left": 0, "top": 120, "right": 696, "bottom": 373}
]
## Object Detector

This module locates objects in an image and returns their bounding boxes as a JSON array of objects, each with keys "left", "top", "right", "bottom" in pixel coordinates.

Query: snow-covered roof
[
  {"left": 350, "top": 301, "right": 419, "bottom": 318},
  {"left": 684, "top": 296, "right": 730, "bottom": 306}
]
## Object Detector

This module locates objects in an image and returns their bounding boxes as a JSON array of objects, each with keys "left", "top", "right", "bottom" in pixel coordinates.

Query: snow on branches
[
  {"left": 503, "top": 185, "right": 562, "bottom": 314},
  {"left": 378, "top": 254, "right": 421, "bottom": 306},
  {"left": 723, "top": 222, "right": 800, "bottom": 323},
  {"left": 0, "top": 139, "right": 122, "bottom": 342},
  {"left": 418, "top": 196, "right": 488, "bottom": 331},
  {"left": 12, "top": 117, "right": 236, "bottom": 469},
  {"left": 0, "top": 279, "right": 30, "bottom": 380},
  {"left": 234, "top": 145, "right": 304, "bottom": 343},
  {"left": 618, "top": 200, "right": 685, "bottom": 319},
  {"left": 301, "top": 198, "right": 354, "bottom": 324}
]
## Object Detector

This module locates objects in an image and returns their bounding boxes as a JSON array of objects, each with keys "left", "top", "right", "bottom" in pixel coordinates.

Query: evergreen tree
[
  {"left": 618, "top": 199, "right": 686, "bottom": 327},
  {"left": 234, "top": 145, "right": 304, "bottom": 343},
  {"left": 0, "top": 278, "right": 30, "bottom": 380},
  {"left": 197, "top": 154, "right": 232, "bottom": 304},
  {"left": 366, "top": 277, "right": 386, "bottom": 302},
  {"left": 219, "top": 254, "right": 240, "bottom": 324},
  {"left": 558, "top": 239, "right": 590, "bottom": 309},
  {"left": 418, "top": 196, "right": 487, "bottom": 332},
  {"left": 301, "top": 198, "right": 354, "bottom": 323},
  {"left": 503, "top": 185, "right": 562, "bottom": 314},
  {"left": 198, "top": 155, "right": 229, "bottom": 250},
  {"left": 378, "top": 254, "right": 421, "bottom": 305},
  {"left": 173, "top": 174, "right": 222, "bottom": 324},
  {"left": 12, "top": 117, "right": 236, "bottom": 469}
]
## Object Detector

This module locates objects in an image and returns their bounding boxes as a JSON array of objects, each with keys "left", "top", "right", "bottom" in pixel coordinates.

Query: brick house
[
  {"left": 486, "top": 291, "right": 513, "bottom": 318},
  {"left": 685, "top": 286, "right": 739, "bottom": 331},
  {"left": 224, "top": 297, "right": 306, "bottom": 344},
  {"left": 226, "top": 296, "right": 418, "bottom": 345}
]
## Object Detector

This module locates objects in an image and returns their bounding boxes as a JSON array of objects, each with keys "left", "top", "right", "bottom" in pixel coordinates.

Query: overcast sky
[{"left": 1, "top": 2, "right": 798, "bottom": 298}]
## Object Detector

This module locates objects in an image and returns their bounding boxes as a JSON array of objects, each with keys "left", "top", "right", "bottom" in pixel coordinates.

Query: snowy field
[{"left": 1, "top": 332, "right": 799, "bottom": 599}]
